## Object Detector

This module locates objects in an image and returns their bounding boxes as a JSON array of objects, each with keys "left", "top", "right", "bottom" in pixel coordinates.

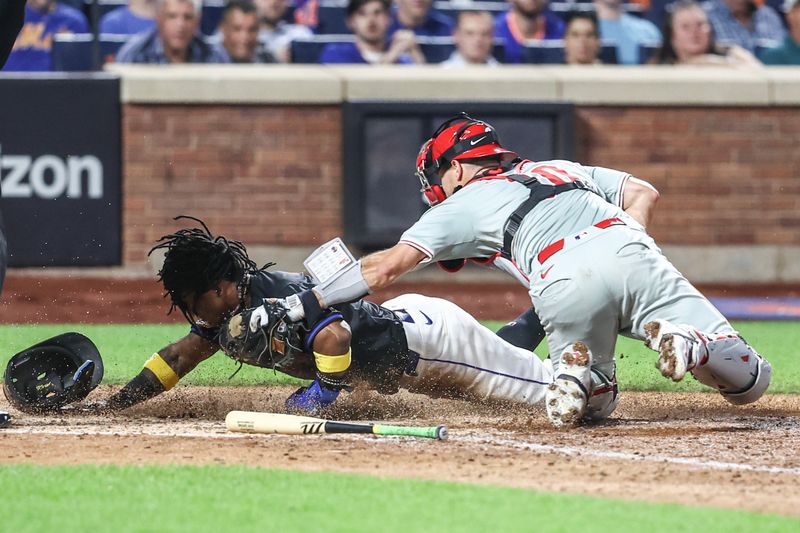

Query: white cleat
[
  {"left": 644, "top": 320, "right": 704, "bottom": 382},
  {"left": 546, "top": 342, "right": 592, "bottom": 429}
]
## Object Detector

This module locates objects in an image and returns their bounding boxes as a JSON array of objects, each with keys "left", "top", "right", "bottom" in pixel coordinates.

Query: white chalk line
[
  {"left": 453, "top": 433, "right": 800, "bottom": 476},
  {"left": 4, "top": 425, "right": 800, "bottom": 476}
]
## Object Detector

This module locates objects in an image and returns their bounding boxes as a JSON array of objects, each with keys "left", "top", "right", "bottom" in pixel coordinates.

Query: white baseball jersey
[
  {"left": 397, "top": 158, "right": 757, "bottom": 407},
  {"left": 399, "top": 160, "right": 639, "bottom": 276}
]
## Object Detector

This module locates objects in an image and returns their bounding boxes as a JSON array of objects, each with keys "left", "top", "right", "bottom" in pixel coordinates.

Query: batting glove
[
  {"left": 248, "top": 299, "right": 289, "bottom": 333},
  {"left": 285, "top": 380, "right": 340, "bottom": 415}
]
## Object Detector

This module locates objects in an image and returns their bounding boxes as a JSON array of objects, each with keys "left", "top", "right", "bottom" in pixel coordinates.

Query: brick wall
[
  {"left": 122, "top": 104, "right": 800, "bottom": 266},
  {"left": 575, "top": 107, "right": 800, "bottom": 246},
  {"left": 123, "top": 105, "right": 342, "bottom": 265}
]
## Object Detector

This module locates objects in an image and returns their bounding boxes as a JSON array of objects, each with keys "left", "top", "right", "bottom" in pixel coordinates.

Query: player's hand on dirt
[
  {"left": 285, "top": 380, "right": 340, "bottom": 415},
  {"left": 248, "top": 298, "right": 289, "bottom": 333}
]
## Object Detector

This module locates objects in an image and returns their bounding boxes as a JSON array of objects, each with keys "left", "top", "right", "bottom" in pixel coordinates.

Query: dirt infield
[
  {"left": 2, "top": 387, "right": 800, "bottom": 517},
  {"left": 2, "top": 274, "right": 799, "bottom": 517}
]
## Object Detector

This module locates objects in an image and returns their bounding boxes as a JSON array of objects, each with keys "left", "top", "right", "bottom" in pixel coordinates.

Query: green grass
[
  {"left": 0, "top": 321, "right": 797, "bottom": 393},
  {"left": 485, "top": 321, "right": 798, "bottom": 394},
  {"left": 0, "top": 465, "right": 796, "bottom": 533},
  {"left": 0, "top": 324, "right": 304, "bottom": 387}
]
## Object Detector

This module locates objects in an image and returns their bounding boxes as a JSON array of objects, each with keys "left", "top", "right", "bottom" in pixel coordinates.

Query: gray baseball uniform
[{"left": 400, "top": 159, "right": 733, "bottom": 380}]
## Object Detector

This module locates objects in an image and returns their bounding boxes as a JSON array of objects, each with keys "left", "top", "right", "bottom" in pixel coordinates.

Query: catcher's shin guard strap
[
  {"left": 314, "top": 348, "right": 352, "bottom": 374},
  {"left": 143, "top": 353, "right": 180, "bottom": 390}
]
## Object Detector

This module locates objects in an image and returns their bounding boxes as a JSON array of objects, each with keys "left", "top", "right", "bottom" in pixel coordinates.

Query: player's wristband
[
  {"left": 314, "top": 348, "right": 351, "bottom": 374},
  {"left": 297, "top": 290, "right": 325, "bottom": 326},
  {"left": 143, "top": 353, "right": 180, "bottom": 390},
  {"left": 314, "top": 261, "right": 371, "bottom": 307}
]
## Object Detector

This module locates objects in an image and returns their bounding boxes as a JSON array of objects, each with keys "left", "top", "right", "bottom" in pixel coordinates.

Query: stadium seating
[
  {"left": 291, "top": 35, "right": 353, "bottom": 63},
  {"left": 638, "top": 42, "right": 660, "bottom": 63},
  {"left": 51, "top": 33, "right": 129, "bottom": 71},
  {"left": 291, "top": 35, "right": 504, "bottom": 64},
  {"left": 316, "top": 1, "right": 350, "bottom": 34},
  {"left": 83, "top": 0, "right": 224, "bottom": 35},
  {"left": 521, "top": 40, "right": 619, "bottom": 64}
]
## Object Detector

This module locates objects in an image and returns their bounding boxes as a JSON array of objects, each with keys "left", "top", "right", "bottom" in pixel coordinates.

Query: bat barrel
[
  {"left": 226, "top": 411, "right": 326, "bottom": 435},
  {"left": 226, "top": 411, "right": 448, "bottom": 440}
]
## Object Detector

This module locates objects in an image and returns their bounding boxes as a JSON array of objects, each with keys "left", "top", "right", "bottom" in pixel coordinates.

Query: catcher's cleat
[
  {"left": 644, "top": 320, "right": 705, "bottom": 382},
  {"left": 546, "top": 342, "right": 592, "bottom": 429}
]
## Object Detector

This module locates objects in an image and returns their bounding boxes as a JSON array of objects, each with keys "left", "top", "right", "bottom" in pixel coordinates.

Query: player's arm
[
  {"left": 587, "top": 166, "right": 660, "bottom": 229},
  {"left": 620, "top": 177, "right": 660, "bottom": 229},
  {"left": 284, "top": 320, "right": 353, "bottom": 413},
  {"left": 276, "top": 243, "right": 426, "bottom": 327},
  {"left": 360, "top": 243, "right": 427, "bottom": 291},
  {"left": 103, "top": 333, "right": 217, "bottom": 410}
]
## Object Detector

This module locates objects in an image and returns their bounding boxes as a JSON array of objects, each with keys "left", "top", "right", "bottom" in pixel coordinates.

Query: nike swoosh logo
[
  {"left": 469, "top": 137, "right": 486, "bottom": 146},
  {"left": 419, "top": 311, "right": 434, "bottom": 325},
  {"left": 540, "top": 265, "right": 555, "bottom": 279}
]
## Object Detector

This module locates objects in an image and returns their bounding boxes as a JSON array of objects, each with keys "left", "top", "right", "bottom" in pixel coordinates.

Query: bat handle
[{"left": 373, "top": 424, "right": 448, "bottom": 440}]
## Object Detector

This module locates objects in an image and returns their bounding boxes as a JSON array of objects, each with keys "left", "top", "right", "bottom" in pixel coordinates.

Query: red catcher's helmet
[{"left": 415, "top": 113, "right": 517, "bottom": 206}]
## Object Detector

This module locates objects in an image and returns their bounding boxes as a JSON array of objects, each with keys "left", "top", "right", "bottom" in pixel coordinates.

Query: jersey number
[{"left": 531, "top": 165, "right": 580, "bottom": 186}]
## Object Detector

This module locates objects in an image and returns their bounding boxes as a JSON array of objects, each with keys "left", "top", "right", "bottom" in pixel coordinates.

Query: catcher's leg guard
[
  {"left": 546, "top": 342, "right": 592, "bottom": 428},
  {"left": 690, "top": 331, "right": 772, "bottom": 405},
  {"left": 585, "top": 368, "right": 619, "bottom": 421},
  {"left": 645, "top": 320, "right": 772, "bottom": 405}
]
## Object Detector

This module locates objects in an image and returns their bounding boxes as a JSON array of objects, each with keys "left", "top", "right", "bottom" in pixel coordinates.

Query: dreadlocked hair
[{"left": 148, "top": 216, "right": 275, "bottom": 323}]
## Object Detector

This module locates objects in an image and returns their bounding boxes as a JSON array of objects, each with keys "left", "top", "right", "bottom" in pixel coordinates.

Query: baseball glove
[{"left": 218, "top": 305, "right": 308, "bottom": 372}]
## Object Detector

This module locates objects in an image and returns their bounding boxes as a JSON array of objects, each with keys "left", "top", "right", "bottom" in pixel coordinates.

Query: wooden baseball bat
[{"left": 225, "top": 411, "right": 448, "bottom": 440}]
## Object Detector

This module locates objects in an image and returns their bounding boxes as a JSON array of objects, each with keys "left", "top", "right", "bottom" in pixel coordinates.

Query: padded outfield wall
[{"left": 7, "top": 65, "right": 800, "bottom": 284}]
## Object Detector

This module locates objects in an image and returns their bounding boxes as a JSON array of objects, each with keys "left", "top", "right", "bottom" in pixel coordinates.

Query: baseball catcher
[
  {"left": 256, "top": 113, "right": 772, "bottom": 428},
  {"left": 95, "top": 217, "right": 556, "bottom": 415}
]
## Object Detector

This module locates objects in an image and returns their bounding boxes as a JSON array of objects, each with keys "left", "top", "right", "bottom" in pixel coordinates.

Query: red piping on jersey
[
  {"left": 398, "top": 239, "right": 434, "bottom": 260},
  {"left": 537, "top": 217, "right": 625, "bottom": 264},
  {"left": 469, "top": 253, "right": 499, "bottom": 265}
]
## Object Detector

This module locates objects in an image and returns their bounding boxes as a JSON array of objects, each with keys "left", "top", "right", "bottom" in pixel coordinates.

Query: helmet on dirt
[
  {"left": 415, "top": 113, "right": 517, "bottom": 206},
  {"left": 3, "top": 332, "right": 104, "bottom": 413}
]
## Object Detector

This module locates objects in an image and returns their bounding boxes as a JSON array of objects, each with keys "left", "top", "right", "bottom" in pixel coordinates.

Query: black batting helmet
[{"left": 3, "top": 332, "right": 104, "bottom": 413}]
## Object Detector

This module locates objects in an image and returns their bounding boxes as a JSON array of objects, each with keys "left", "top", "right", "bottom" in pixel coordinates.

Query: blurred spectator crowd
[{"left": 3, "top": 0, "right": 799, "bottom": 71}]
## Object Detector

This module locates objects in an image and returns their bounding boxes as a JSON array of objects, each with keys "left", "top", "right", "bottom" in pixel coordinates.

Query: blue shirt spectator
[
  {"left": 594, "top": 0, "right": 661, "bottom": 64},
  {"left": 319, "top": 41, "right": 415, "bottom": 63},
  {"left": 100, "top": 0, "right": 157, "bottom": 35},
  {"left": 705, "top": 0, "right": 786, "bottom": 52},
  {"left": 320, "top": 0, "right": 425, "bottom": 64},
  {"left": 760, "top": 0, "right": 800, "bottom": 63},
  {"left": 3, "top": 0, "right": 88, "bottom": 71},
  {"left": 388, "top": 0, "right": 454, "bottom": 37},
  {"left": 494, "top": 0, "right": 565, "bottom": 64}
]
